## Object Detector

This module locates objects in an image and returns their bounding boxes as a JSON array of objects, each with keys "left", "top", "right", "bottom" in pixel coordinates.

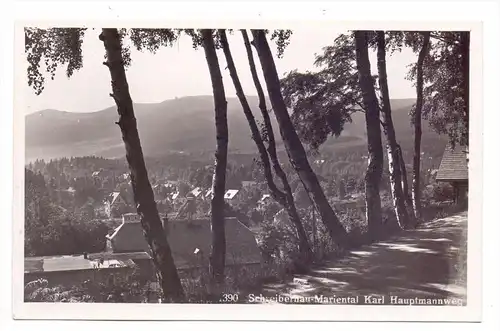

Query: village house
[
  {"left": 204, "top": 189, "right": 213, "bottom": 199},
  {"left": 153, "top": 183, "right": 178, "bottom": 200},
  {"left": 436, "top": 143, "right": 469, "bottom": 206},
  {"left": 24, "top": 206, "right": 263, "bottom": 291},
  {"left": 258, "top": 194, "right": 271, "bottom": 205},
  {"left": 171, "top": 191, "right": 180, "bottom": 201},
  {"left": 103, "top": 213, "right": 263, "bottom": 279},
  {"left": 189, "top": 187, "right": 203, "bottom": 198},
  {"left": 224, "top": 189, "right": 240, "bottom": 205},
  {"left": 171, "top": 193, "right": 198, "bottom": 221},
  {"left": 103, "top": 191, "right": 127, "bottom": 218},
  {"left": 202, "top": 188, "right": 242, "bottom": 203},
  {"left": 92, "top": 169, "right": 116, "bottom": 186},
  {"left": 122, "top": 212, "right": 141, "bottom": 223},
  {"left": 156, "top": 179, "right": 179, "bottom": 189}
]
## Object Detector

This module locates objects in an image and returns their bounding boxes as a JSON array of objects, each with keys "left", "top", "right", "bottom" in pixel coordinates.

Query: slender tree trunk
[
  {"left": 245, "top": 34, "right": 316, "bottom": 258},
  {"left": 354, "top": 31, "right": 384, "bottom": 237},
  {"left": 242, "top": 29, "right": 300, "bottom": 237},
  {"left": 220, "top": 30, "right": 312, "bottom": 259},
  {"left": 99, "top": 28, "right": 184, "bottom": 302},
  {"left": 376, "top": 31, "right": 409, "bottom": 230},
  {"left": 397, "top": 144, "right": 412, "bottom": 208},
  {"left": 201, "top": 29, "right": 228, "bottom": 283},
  {"left": 412, "top": 31, "right": 431, "bottom": 222},
  {"left": 250, "top": 29, "right": 349, "bottom": 247}
]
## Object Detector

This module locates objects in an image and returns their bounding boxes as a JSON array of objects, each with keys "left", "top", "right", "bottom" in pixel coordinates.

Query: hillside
[{"left": 25, "top": 96, "right": 447, "bottom": 162}]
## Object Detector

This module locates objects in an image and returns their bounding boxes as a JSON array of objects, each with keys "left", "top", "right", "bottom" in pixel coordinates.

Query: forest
[{"left": 23, "top": 28, "right": 468, "bottom": 303}]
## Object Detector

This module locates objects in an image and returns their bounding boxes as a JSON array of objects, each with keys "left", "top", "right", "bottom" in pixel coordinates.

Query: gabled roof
[
  {"left": 163, "top": 180, "right": 179, "bottom": 187},
  {"left": 107, "top": 221, "right": 150, "bottom": 253},
  {"left": 273, "top": 208, "right": 288, "bottom": 224},
  {"left": 106, "top": 192, "right": 122, "bottom": 205},
  {"left": 259, "top": 194, "right": 271, "bottom": 202},
  {"left": 190, "top": 187, "right": 203, "bottom": 198},
  {"left": 436, "top": 144, "right": 468, "bottom": 182},
  {"left": 224, "top": 189, "right": 239, "bottom": 200},
  {"left": 107, "top": 217, "right": 262, "bottom": 268}
]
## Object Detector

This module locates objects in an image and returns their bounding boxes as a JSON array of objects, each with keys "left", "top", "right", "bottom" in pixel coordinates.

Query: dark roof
[
  {"left": 436, "top": 144, "right": 468, "bottom": 182},
  {"left": 108, "top": 221, "right": 150, "bottom": 253},
  {"left": 108, "top": 217, "right": 262, "bottom": 269}
]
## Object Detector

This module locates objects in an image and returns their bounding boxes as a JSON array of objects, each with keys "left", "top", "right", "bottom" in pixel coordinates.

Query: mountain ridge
[{"left": 25, "top": 96, "right": 443, "bottom": 162}]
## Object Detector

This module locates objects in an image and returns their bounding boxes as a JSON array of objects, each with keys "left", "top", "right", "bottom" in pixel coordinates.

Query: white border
[{"left": 4, "top": 0, "right": 498, "bottom": 327}]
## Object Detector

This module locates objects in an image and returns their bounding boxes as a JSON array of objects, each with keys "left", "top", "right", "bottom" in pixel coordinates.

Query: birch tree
[
  {"left": 219, "top": 29, "right": 312, "bottom": 259},
  {"left": 251, "top": 29, "right": 349, "bottom": 247},
  {"left": 25, "top": 27, "right": 185, "bottom": 302},
  {"left": 354, "top": 31, "right": 384, "bottom": 236},
  {"left": 200, "top": 29, "right": 228, "bottom": 283}
]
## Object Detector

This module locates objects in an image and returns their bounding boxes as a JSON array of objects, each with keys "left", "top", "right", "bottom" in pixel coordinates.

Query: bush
[
  {"left": 25, "top": 210, "right": 110, "bottom": 257},
  {"left": 423, "top": 182, "right": 455, "bottom": 204},
  {"left": 256, "top": 206, "right": 371, "bottom": 274},
  {"left": 257, "top": 216, "right": 300, "bottom": 266}
]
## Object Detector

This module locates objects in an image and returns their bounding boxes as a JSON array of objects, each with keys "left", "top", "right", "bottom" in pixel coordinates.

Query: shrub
[
  {"left": 424, "top": 182, "right": 455, "bottom": 203},
  {"left": 257, "top": 205, "right": 371, "bottom": 273},
  {"left": 257, "top": 216, "right": 300, "bottom": 266}
]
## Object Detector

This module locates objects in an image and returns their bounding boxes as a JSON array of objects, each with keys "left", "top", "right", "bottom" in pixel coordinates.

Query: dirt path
[{"left": 253, "top": 212, "right": 467, "bottom": 305}]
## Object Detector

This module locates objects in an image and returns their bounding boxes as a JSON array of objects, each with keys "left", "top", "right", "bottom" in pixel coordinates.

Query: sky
[{"left": 22, "top": 28, "right": 418, "bottom": 114}]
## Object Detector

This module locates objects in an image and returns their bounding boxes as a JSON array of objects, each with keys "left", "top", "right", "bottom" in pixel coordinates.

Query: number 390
[{"left": 221, "top": 293, "right": 239, "bottom": 303}]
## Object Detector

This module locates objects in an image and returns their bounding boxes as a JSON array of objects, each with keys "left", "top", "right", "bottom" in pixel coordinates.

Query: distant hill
[{"left": 25, "top": 96, "right": 447, "bottom": 162}]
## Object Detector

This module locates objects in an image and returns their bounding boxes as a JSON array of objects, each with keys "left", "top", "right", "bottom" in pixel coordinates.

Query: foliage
[
  {"left": 128, "top": 28, "right": 292, "bottom": 60},
  {"left": 129, "top": 29, "right": 180, "bottom": 53},
  {"left": 270, "top": 29, "right": 293, "bottom": 58},
  {"left": 24, "top": 278, "right": 94, "bottom": 302},
  {"left": 257, "top": 215, "right": 301, "bottom": 266},
  {"left": 256, "top": 202, "right": 375, "bottom": 273},
  {"left": 338, "top": 179, "right": 346, "bottom": 199},
  {"left": 25, "top": 169, "right": 110, "bottom": 256},
  {"left": 280, "top": 33, "right": 377, "bottom": 150},
  {"left": 25, "top": 27, "right": 86, "bottom": 95},
  {"left": 76, "top": 198, "right": 96, "bottom": 221},
  {"left": 111, "top": 201, "right": 134, "bottom": 218},
  {"left": 25, "top": 27, "right": 132, "bottom": 96},
  {"left": 24, "top": 267, "right": 157, "bottom": 303},
  {"left": 386, "top": 31, "right": 469, "bottom": 146},
  {"left": 422, "top": 182, "right": 456, "bottom": 203}
]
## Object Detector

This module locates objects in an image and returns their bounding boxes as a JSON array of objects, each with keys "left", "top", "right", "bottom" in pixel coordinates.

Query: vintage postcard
[{"left": 12, "top": 16, "right": 483, "bottom": 322}]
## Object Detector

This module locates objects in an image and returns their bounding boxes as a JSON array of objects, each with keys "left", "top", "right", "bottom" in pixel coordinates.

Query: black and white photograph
[{"left": 10, "top": 12, "right": 486, "bottom": 323}]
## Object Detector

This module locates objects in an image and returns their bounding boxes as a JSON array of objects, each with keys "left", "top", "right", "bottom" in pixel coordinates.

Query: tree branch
[{"left": 429, "top": 33, "right": 459, "bottom": 45}]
